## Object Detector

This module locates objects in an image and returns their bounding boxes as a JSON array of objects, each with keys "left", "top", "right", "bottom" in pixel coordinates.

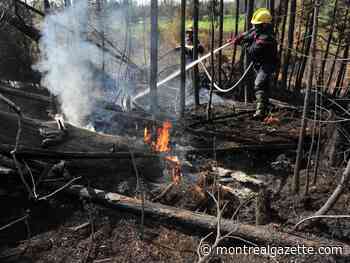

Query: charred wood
[
  {"left": 60, "top": 184, "right": 350, "bottom": 257},
  {"left": 0, "top": 144, "right": 158, "bottom": 160}
]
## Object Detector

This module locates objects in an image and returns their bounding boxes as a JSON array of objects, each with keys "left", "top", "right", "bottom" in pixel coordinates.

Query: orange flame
[
  {"left": 144, "top": 121, "right": 172, "bottom": 153},
  {"left": 154, "top": 121, "right": 172, "bottom": 152},
  {"left": 143, "top": 121, "right": 182, "bottom": 184},
  {"left": 144, "top": 127, "right": 152, "bottom": 145}
]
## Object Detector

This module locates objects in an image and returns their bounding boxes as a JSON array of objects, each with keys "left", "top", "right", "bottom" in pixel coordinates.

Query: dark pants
[{"left": 253, "top": 64, "right": 274, "bottom": 113}]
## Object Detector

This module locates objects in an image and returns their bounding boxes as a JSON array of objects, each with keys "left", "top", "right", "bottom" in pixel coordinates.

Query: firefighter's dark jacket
[{"left": 236, "top": 25, "right": 278, "bottom": 68}]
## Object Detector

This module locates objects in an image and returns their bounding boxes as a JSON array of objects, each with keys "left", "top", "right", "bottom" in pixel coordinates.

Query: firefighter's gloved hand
[
  {"left": 226, "top": 37, "right": 235, "bottom": 44},
  {"left": 227, "top": 35, "right": 243, "bottom": 45}
]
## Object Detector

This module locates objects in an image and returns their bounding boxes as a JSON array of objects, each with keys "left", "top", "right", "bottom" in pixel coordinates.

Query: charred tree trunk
[
  {"left": 269, "top": 0, "right": 275, "bottom": 25},
  {"left": 281, "top": 0, "right": 297, "bottom": 89},
  {"left": 218, "top": 0, "right": 224, "bottom": 88},
  {"left": 150, "top": 0, "right": 159, "bottom": 116},
  {"left": 192, "top": 0, "right": 200, "bottom": 107},
  {"left": 274, "top": 0, "right": 289, "bottom": 87},
  {"left": 287, "top": 0, "right": 305, "bottom": 90},
  {"left": 293, "top": 2, "right": 319, "bottom": 194},
  {"left": 295, "top": 10, "right": 313, "bottom": 90},
  {"left": 180, "top": 0, "right": 186, "bottom": 118},
  {"left": 334, "top": 41, "right": 349, "bottom": 97},
  {"left": 326, "top": 9, "right": 348, "bottom": 94},
  {"left": 244, "top": 0, "right": 254, "bottom": 103},
  {"left": 319, "top": 0, "right": 338, "bottom": 89},
  {"left": 232, "top": 0, "right": 239, "bottom": 66},
  {"left": 206, "top": 0, "right": 215, "bottom": 120}
]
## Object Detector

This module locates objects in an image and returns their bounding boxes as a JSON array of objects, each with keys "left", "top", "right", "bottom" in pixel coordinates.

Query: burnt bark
[
  {"left": 192, "top": 0, "right": 200, "bottom": 107},
  {"left": 60, "top": 183, "right": 350, "bottom": 257},
  {"left": 293, "top": 2, "right": 319, "bottom": 194},
  {"left": 281, "top": 0, "right": 297, "bottom": 89}
]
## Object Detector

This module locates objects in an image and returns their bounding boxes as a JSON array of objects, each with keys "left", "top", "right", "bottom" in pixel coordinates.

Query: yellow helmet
[{"left": 251, "top": 8, "right": 272, "bottom": 24}]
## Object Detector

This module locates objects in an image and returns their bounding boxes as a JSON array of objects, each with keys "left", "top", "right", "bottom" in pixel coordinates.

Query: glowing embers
[{"left": 144, "top": 121, "right": 182, "bottom": 184}]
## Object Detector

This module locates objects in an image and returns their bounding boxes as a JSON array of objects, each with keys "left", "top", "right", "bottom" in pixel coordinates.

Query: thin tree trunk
[
  {"left": 334, "top": 42, "right": 349, "bottom": 96},
  {"left": 150, "top": 0, "right": 159, "bottom": 116},
  {"left": 293, "top": 2, "right": 320, "bottom": 194},
  {"left": 319, "top": 0, "right": 338, "bottom": 90},
  {"left": 232, "top": 0, "right": 239, "bottom": 66},
  {"left": 206, "top": 0, "right": 215, "bottom": 120},
  {"left": 244, "top": 0, "right": 254, "bottom": 103},
  {"left": 269, "top": 0, "right": 275, "bottom": 24},
  {"left": 326, "top": 9, "right": 348, "bottom": 94},
  {"left": 218, "top": 0, "right": 224, "bottom": 88},
  {"left": 295, "top": 10, "right": 313, "bottom": 90},
  {"left": 281, "top": 0, "right": 297, "bottom": 89},
  {"left": 274, "top": 0, "right": 289, "bottom": 87},
  {"left": 180, "top": 0, "right": 186, "bottom": 118},
  {"left": 287, "top": 0, "right": 305, "bottom": 91},
  {"left": 192, "top": 0, "right": 200, "bottom": 107}
]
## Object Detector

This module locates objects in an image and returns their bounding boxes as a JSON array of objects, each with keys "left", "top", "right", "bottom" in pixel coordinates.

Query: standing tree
[{"left": 293, "top": 1, "right": 320, "bottom": 194}]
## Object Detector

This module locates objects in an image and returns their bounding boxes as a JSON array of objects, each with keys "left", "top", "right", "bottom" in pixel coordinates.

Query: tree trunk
[
  {"left": 180, "top": 0, "right": 186, "bottom": 118},
  {"left": 281, "top": 0, "right": 297, "bottom": 89},
  {"left": 293, "top": 2, "right": 319, "bottom": 194},
  {"left": 274, "top": 0, "right": 289, "bottom": 87},
  {"left": 326, "top": 9, "right": 348, "bottom": 93},
  {"left": 319, "top": 0, "right": 338, "bottom": 89},
  {"left": 244, "top": 0, "right": 254, "bottom": 103},
  {"left": 192, "top": 0, "right": 200, "bottom": 107},
  {"left": 150, "top": 0, "right": 159, "bottom": 116},
  {"left": 218, "top": 0, "right": 224, "bottom": 88},
  {"left": 295, "top": 10, "right": 312, "bottom": 90},
  {"left": 60, "top": 183, "right": 350, "bottom": 257},
  {"left": 334, "top": 42, "right": 349, "bottom": 96}
]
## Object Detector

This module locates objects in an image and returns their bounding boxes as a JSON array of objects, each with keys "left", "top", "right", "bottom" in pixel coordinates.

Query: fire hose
[
  {"left": 199, "top": 61, "right": 254, "bottom": 93},
  {"left": 132, "top": 42, "right": 233, "bottom": 102}
]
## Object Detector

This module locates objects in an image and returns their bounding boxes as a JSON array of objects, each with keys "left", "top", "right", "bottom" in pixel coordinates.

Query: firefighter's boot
[{"left": 253, "top": 91, "right": 267, "bottom": 120}]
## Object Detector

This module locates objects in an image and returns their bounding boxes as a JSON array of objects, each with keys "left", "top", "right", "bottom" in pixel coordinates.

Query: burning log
[
  {"left": 59, "top": 184, "right": 350, "bottom": 258},
  {"left": 0, "top": 110, "right": 164, "bottom": 184}
]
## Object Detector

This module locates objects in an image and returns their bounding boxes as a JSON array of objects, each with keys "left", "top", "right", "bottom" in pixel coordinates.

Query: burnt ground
[{"left": 0, "top": 85, "right": 350, "bottom": 263}]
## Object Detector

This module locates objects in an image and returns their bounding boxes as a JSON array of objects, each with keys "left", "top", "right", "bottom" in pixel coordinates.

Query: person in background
[
  {"left": 184, "top": 27, "right": 205, "bottom": 60},
  {"left": 229, "top": 8, "right": 278, "bottom": 120}
]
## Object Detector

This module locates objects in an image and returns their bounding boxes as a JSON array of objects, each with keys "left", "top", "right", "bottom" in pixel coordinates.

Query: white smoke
[{"left": 34, "top": 1, "right": 133, "bottom": 126}]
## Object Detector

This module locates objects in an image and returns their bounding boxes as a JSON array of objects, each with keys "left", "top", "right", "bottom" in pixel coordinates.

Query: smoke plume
[{"left": 34, "top": 1, "right": 133, "bottom": 126}]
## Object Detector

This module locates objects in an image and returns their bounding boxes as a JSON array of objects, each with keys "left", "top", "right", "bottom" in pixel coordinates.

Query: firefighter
[
  {"left": 184, "top": 27, "right": 205, "bottom": 60},
  {"left": 229, "top": 8, "right": 278, "bottom": 119}
]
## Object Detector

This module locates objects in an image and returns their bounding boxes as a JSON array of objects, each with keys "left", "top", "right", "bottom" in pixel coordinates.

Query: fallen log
[
  {"left": 0, "top": 111, "right": 164, "bottom": 190},
  {"left": 0, "top": 85, "right": 50, "bottom": 104},
  {"left": 187, "top": 143, "right": 297, "bottom": 155},
  {"left": 61, "top": 184, "right": 350, "bottom": 257},
  {"left": 0, "top": 144, "right": 158, "bottom": 160}
]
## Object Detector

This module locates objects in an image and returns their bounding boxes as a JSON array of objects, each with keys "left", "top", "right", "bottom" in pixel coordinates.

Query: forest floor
[{"left": 0, "top": 84, "right": 349, "bottom": 263}]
